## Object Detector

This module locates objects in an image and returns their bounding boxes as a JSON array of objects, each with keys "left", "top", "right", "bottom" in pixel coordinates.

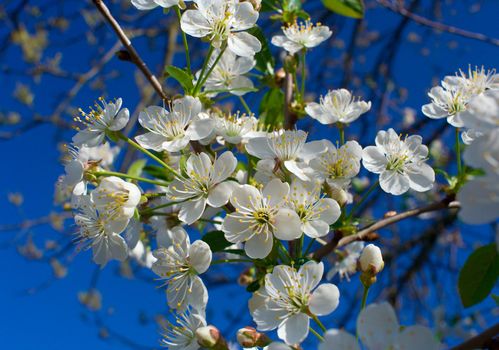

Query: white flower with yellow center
[
  {"left": 72, "top": 98, "right": 129, "bottom": 147},
  {"left": 216, "top": 111, "right": 258, "bottom": 144},
  {"left": 287, "top": 179, "right": 341, "bottom": 238},
  {"left": 447, "top": 65, "right": 499, "bottom": 95},
  {"left": 90, "top": 176, "right": 141, "bottom": 233},
  {"left": 309, "top": 140, "right": 363, "bottom": 189},
  {"left": 422, "top": 79, "right": 470, "bottom": 127},
  {"left": 271, "top": 21, "right": 332, "bottom": 55},
  {"left": 152, "top": 226, "right": 212, "bottom": 311},
  {"left": 305, "top": 89, "right": 371, "bottom": 125},
  {"left": 251, "top": 261, "right": 340, "bottom": 345},
  {"left": 222, "top": 179, "right": 302, "bottom": 259},
  {"left": 326, "top": 241, "right": 364, "bottom": 281},
  {"left": 169, "top": 151, "right": 237, "bottom": 225},
  {"left": 161, "top": 307, "right": 207, "bottom": 350},
  {"left": 246, "top": 130, "right": 326, "bottom": 181},
  {"left": 362, "top": 129, "right": 435, "bottom": 196},
  {"left": 181, "top": 0, "right": 261, "bottom": 57},
  {"left": 74, "top": 196, "right": 129, "bottom": 267},
  {"left": 135, "top": 96, "right": 214, "bottom": 153},
  {"left": 199, "top": 49, "right": 256, "bottom": 96}
]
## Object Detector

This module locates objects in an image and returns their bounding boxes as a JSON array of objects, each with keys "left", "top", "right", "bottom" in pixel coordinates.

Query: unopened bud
[
  {"left": 196, "top": 325, "right": 228, "bottom": 350},
  {"left": 326, "top": 184, "right": 349, "bottom": 207},
  {"left": 237, "top": 327, "right": 272, "bottom": 348},
  {"left": 359, "top": 244, "right": 384, "bottom": 284}
]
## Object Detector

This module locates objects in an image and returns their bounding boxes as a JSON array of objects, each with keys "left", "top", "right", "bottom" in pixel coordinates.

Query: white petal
[
  {"left": 379, "top": 170, "right": 410, "bottom": 195},
  {"left": 230, "top": 184, "right": 261, "bottom": 210},
  {"left": 180, "top": 10, "right": 212, "bottom": 38},
  {"left": 232, "top": 1, "right": 259, "bottom": 30},
  {"left": 186, "top": 118, "right": 215, "bottom": 140},
  {"left": 211, "top": 151, "right": 237, "bottom": 183},
  {"left": 397, "top": 325, "right": 441, "bottom": 350},
  {"left": 277, "top": 313, "right": 309, "bottom": 345},
  {"left": 135, "top": 132, "right": 166, "bottom": 152},
  {"left": 228, "top": 31, "right": 262, "bottom": 57},
  {"left": 179, "top": 198, "right": 207, "bottom": 224},
  {"left": 357, "top": 302, "right": 399, "bottom": 350},
  {"left": 190, "top": 240, "right": 212, "bottom": 274},
  {"left": 263, "top": 178, "right": 289, "bottom": 206},
  {"left": 131, "top": 0, "right": 158, "bottom": 10},
  {"left": 187, "top": 275, "right": 209, "bottom": 311},
  {"left": 309, "top": 283, "right": 340, "bottom": 316},
  {"left": 299, "top": 261, "right": 324, "bottom": 290},
  {"left": 320, "top": 329, "right": 360, "bottom": 350},
  {"left": 207, "top": 181, "right": 235, "bottom": 208},
  {"left": 245, "top": 232, "right": 273, "bottom": 259},
  {"left": 246, "top": 137, "right": 274, "bottom": 159},
  {"left": 406, "top": 163, "right": 435, "bottom": 192},
  {"left": 362, "top": 146, "right": 387, "bottom": 174},
  {"left": 109, "top": 108, "right": 129, "bottom": 131},
  {"left": 303, "top": 220, "right": 330, "bottom": 238},
  {"left": 274, "top": 208, "right": 302, "bottom": 240}
]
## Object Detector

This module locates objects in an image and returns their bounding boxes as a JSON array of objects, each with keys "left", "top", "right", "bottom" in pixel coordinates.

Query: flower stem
[
  {"left": 309, "top": 326, "right": 325, "bottom": 342},
  {"left": 455, "top": 128, "right": 463, "bottom": 179},
  {"left": 311, "top": 314, "right": 327, "bottom": 333},
  {"left": 196, "top": 45, "right": 227, "bottom": 95},
  {"left": 348, "top": 180, "right": 380, "bottom": 220},
  {"left": 338, "top": 123, "right": 345, "bottom": 145},
  {"left": 118, "top": 133, "right": 181, "bottom": 179},
  {"left": 361, "top": 285, "right": 370, "bottom": 310},
  {"left": 211, "top": 258, "right": 253, "bottom": 265},
  {"left": 197, "top": 218, "right": 223, "bottom": 225},
  {"left": 303, "top": 238, "right": 316, "bottom": 256},
  {"left": 193, "top": 45, "right": 214, "bottom": 95},
  {"left": 140, "top": 197, "right": 193, "bottom": 215},
  {"left": 300, "top": 49, "right": 306, "bottom": 98},
  {"left": 174, "top": 6, "right": 191, "bottom": 75},
  {"left": 92, "top": 170, "right": 169, "bottom": 187},
  {"left": 239, "top": 95, "right": 252, "bottom": 115}
]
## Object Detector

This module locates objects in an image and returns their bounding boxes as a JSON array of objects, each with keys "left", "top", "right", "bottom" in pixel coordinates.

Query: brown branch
[
  {"left": 449, "top": 323, "right": 499, "bottom": 350},
  {"left": 377, "top": 0, "right": 499, "bottom": 47},
  {"left": 92, "top": 0, "right": 170, "bottom": 102},
  {"left": 312, "top": 195, "right": 460, "bottom": 260}
]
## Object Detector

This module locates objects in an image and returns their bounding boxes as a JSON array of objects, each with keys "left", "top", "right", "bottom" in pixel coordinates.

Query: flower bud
[
  {"left": 237, "top": 327, "right": 271, "bottom": 348},
  {"left": 359, "top": 244, "right": 384, "bottom": 275},
  {"left": 326, "top": 183, "right": 349, "bottom": 207},
  {"left": 196, "top": 325, "right": 228, "bottom": 350}
]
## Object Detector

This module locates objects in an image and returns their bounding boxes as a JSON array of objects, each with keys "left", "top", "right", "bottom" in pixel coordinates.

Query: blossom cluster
[{"left": 54, "top": 0, "right": 499, "bottom": 348}]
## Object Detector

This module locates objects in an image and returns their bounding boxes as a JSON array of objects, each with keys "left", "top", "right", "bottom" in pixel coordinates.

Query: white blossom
[
  {"left": 169, "top": 151, "right": 237, "bottom": 224},
  {"left": 305, "top": 89, "right": 371, "bottom": 125},
  {"left": 161, "top": 308, "right": 207, "bottom": 350},
  {"left": 246, "top": 129, "right": 326, "bottom": 181},
  {"left": 287, "top": 179, "right": 341, "bottom": 238},
  {"left": 222, "top": 179, "right": 302, "bottom": 259},
  {"left": 271, "top": 21, "right": 332, "bottom": 55},
  {"left": 309, "top": 140, "right": 363, "bottom": 189},
  {"left": 74, "top": 196, "right": 129, "bottom": 266},
  {"left": 215, "top": 112, "right": 258, "bottom": 144},
  {"left": 326, "top": 241, "right": 364, "bottom": 280},
  {"left": 152, "top": 226, "right": 212, "bottom": 311},
  {"left": 359, "top": 244, "right": 384, "bottom": 274},
  {"left": 90, "top": 176, "right": 141, "bottom": 233},
  {"left": 135, "top": 96, "right": 214, "bottom": 153},
  {"left": 198, "top": 49, "right": 255, "bottom": 96},
  {"left": 447, "top": 65, "right": 499, "bottom": 95},
  {"left": 79, "top": 143, "right": 120, "bottom": 167},
  {"left": 131, "top": 0, "right": 188, "bottom": 10},
  {"left": 181, "top": 0, "right": 261, "bottom": 57},
  {"left": 362, "top": 128, "right": 435, "bottom": 195},
  {"left": 73, "top": 98, "right": 129, "bottom": 147},
  {"left": 251, "top": 261, "right": 340, "bottom": 345}
]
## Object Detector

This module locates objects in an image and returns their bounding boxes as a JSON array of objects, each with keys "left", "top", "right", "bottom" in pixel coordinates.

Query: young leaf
[
  {"left": 202, "top": 231, "right": 233, "bottom": 252},
  {"left": 458, "top": 244, "right": 499, "bottom": 308},
  {"left": 322, "top": 0, "right": 365, "bottom": 19},
  {"left": 127, "top": 159, "right": 147, "bottom": 179},
  {"left": 259, "top": 87, "right": 284, "bottom": 128},
  {"left": 143, "top": 165, "right": 173, "bottom": 182},
  {"left": 164, "top": 65, "right": 194, "bottom": 92}
]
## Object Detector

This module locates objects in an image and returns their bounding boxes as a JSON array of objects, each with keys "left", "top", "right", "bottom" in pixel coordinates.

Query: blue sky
[{"left": 1, "top": 0, "right": 498, "bottom": 349}]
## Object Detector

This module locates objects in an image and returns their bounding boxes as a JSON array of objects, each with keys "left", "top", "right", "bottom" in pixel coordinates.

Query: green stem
[
  {"left": 92, "top": 170, "right": 168, "bottom": 187},
  {"left": 277, "top": 240, "right": 292, "bottom": 263},
  {"left": 338, "top": 123, "right": 345, "bottom": 145},
  {"left": 197, "top": 218, "right": 223, "bottom": 225},
  {"left": 197, "top": 45, "right": 227, "bottom": 93},
  {"left": 292, "top": 71, "right": 300, "bottom": 99},
  {"left": 174, "top": 6, "right": 191, "bottom": 75},
  {"left": 455, "top": 128, "right": 462, "bottom": 179},
  {"left": 118, "top": 133, "right": 181, "bottom": 179},
  {"left": 140, "top": 197, "right": 193, "bottom": 215},
  {"left": 348, "top": 180, "right": 380, "bottom": 220},
  {"left": 311, "top": 314, "right": 327, "bottom": 333},
  {"left": 309, "top": 326, "right": 325, "bottom": 342},
  {"left": 211, "top": 258, "right": 253, "bottom": 265},
  {"left": 300, "top": 49, "right": 306, "bottom": 98},
  {"left": 193, "top": 45, "right": 214, "bottom": 95},
  {"left": 361, "top": 285, "right": 370, "bottom": 310},
  {"left": 239, "top": 95, "right": 252, "bottom": 115}
]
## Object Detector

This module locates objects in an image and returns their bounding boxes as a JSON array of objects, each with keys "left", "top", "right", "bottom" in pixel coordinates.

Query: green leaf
[
  {"left": 143, "top": 165, "right": 173, "bottom": 182},
  {"left": 202, "top": 231, "right": 233, "bottom": 252},
  {"left": 222, "top": 249, "right": 246, "bottom": 256},
  {"left": 322, "top": 0, "right": 365, "bottom": 19},
  {"left": 246, "top": 280, "right": 261, "bottom": 292},
  {"left": 259, "top": 87, "right": 284, "bottom": 128},
  {"left": 164, "top": 65, "right": 194, "bottom": 92},
  {"left": 458, "top": 244, "right": 499, "bottom": 308},
  {"left": 247, "top": 26, "right": 274, "bottom": 73},
  {"left": 127, "top": 159, "right": 147, "bottom": 179}
]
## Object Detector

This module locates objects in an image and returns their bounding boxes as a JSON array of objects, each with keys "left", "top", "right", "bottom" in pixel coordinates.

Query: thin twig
[
  {"left": 92, "top": 0, "right": 170, "bottom": 102},
  {"left": 449, "top": 323, "right": 499, "bottom": 350},
  {"left": 377, "top": 0, "right": 499, "bottom": 47}
]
